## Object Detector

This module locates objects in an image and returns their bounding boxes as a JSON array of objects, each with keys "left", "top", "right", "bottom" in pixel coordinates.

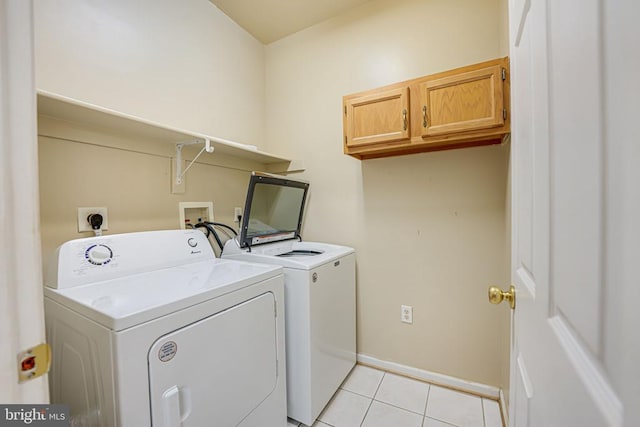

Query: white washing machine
[
  {"left": 222, "top": 173, "right": 356, "bottom": 426},
  {"left": 44, "top": 229, "right": 287, "bottom": 427}
]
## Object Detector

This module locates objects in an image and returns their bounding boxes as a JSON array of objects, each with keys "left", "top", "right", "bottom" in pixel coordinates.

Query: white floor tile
[
  {"left": 425, "top": 386, "right": 484, "bottom": 427},
  {"left": 317, "top": 389, "right": 371, "bottom": 427},
  {"left": 341, "top": 365, "right": 385, "bottom": 398},
  {"left": 374, "top": 373, "right": 430, "bottom": 414},
  {"left": 311, "top": 366, "right": 498, "bottom": 427},
  {"left": 287, "top": 420, "right": 300, "bottom": 427},
  {"left": 362, "top": 400, "right": 424, "bottom": 427},
  {"left": 423, "top": 417, "right": 458, "bottom": 427},
  {"left": 482, "top": 398, "right": 503, "bottom": 427}
]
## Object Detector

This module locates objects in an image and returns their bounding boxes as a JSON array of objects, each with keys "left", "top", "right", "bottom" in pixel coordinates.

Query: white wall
[
  {"left": 34, "top": 0, "right": 266, "bottom": 148},
  {"left": 33, "top": 0, "right": 271, "bottom": 257},
  {"left": 265, "top": 0, "right": 511, "bottom": 388}
]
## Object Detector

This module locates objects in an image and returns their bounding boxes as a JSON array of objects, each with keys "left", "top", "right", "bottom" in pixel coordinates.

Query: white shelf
[{"left": 36, "top": 90, "right": 291, "bottom": 165}]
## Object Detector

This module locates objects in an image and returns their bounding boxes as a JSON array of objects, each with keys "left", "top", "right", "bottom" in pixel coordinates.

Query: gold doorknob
[{"left": 488, "top": 285, "right": 516, "bottom": 309}]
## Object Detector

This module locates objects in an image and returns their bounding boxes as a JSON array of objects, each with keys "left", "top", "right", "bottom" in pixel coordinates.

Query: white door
[
  {"left": 0, "top": 0, "right": 49, "bottom": 403},
  {"left": 508, "top": 0, "right": 639, "bottom": 426},
  {"left": 148, "top": 292, "right": 278, "bottom": 427}
]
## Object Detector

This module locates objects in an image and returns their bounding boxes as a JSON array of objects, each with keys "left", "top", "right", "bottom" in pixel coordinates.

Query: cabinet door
[
  {"left": 344, "top": 87, "right": 409, "bottom": 149},
  {"left": 420, "top": 64, "right": 504, "bottom": 137}
]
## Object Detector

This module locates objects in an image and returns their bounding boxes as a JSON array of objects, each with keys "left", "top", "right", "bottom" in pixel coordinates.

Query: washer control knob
[
  {"left": 187, "top": 238, "right": 198, "bottom": 248},
  {"left": 85, "top": 244, "right": 113, "bottom": 266}
]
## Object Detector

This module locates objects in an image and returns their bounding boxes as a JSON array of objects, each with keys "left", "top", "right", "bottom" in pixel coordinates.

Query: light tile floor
[{"left": 287, "top": 365, "right": 504, "bottom": 427}]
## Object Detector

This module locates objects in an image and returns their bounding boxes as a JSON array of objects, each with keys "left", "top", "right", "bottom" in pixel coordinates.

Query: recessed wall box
[{"left": 179, "top": 202, "right": 214, "bottom": 229}]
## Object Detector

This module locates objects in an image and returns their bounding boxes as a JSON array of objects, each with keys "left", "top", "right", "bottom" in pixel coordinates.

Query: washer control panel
[{"left": 48, "top": 230, "right": 214, "bottom": 289}]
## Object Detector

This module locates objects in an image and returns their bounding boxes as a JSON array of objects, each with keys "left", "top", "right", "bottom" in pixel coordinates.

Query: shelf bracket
[{"left": 175, "top": 138, "right": 214, "bottom": 185}]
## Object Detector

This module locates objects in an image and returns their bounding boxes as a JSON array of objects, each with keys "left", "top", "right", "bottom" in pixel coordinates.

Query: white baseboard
[{"left": 357, "top": 353, "right": 501, "bottom": 400}]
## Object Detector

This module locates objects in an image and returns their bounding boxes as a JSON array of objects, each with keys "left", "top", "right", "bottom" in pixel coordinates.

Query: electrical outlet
[
  {"left": 234, "top": 207, "right": 242, "bottom": 223},
  {"left": 77, "top": 207, "right": 109, "bottom": 232},
  {"left": 401, "top": 305, "right": 413, "bottom": 324}
]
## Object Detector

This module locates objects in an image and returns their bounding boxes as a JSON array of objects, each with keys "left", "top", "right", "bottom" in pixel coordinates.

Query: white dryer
[
  {"left": 44, "top": 230, "right": 287, "bottom": 427},
  {"left": 222, "top": 173, "right": 356, "bottom": 426}
]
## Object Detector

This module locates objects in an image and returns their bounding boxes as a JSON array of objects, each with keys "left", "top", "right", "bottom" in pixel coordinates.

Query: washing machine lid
[
  {"left": 223, "top": 240, "right": 354, "bottom": 270},
  {"left": 238, "top": 172, "right": 309, "bottom": 248},
  {"left": 44, "top": 258, "right": 282, "bottom": 331}
]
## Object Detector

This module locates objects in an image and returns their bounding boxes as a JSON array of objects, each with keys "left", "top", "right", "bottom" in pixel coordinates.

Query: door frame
[{"left": 0, "top": 0, "right": 49, "bottom": 403}]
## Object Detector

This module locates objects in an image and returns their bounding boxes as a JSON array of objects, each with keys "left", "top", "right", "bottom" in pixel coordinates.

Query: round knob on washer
[
  {"left": 86, "top": 244, "right": 113, "bottom": 265},
  {"left": 187, "top": 238, "right": 198, "bottom": 248}
]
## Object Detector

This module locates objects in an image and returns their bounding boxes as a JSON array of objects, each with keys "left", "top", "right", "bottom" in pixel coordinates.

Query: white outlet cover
[{"left": 401, "top": 305, "right": 413, "bottom": 324}]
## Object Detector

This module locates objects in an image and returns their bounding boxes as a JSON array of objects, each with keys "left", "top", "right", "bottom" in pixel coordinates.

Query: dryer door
[{"left": 148, "top": 292, "right": 278, "bottom": 426}]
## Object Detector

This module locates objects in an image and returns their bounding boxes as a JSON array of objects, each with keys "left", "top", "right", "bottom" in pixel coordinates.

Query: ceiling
[{"left": 208, "top": 0, "right": 372, "bottom": 44}]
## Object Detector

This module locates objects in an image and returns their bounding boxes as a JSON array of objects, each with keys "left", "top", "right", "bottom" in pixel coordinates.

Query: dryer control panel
[{"left": 46, "top": 230, "right": 214, "bottom": 289}]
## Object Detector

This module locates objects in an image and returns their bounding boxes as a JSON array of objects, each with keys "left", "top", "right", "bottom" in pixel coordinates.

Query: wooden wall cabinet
[
  {"left": 344, "top": 87, "right": 410, "bottom": 148},
  {"left": 343, "top": 57, "right": 510, "bottom": 160}
]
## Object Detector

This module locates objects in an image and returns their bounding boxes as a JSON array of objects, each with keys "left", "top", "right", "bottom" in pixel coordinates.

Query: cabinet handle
[
  {"left": 422, "top": 106, "right": 428, "bottom": 128},
  {"left": 402, "top": 109, "right": 407, "bottom": 131}
]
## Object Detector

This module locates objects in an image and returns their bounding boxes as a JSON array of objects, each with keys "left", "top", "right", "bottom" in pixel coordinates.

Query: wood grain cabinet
[
  {"left": 343, "top": 87, "right": 410, "bottom": 148},
  {"left": 420, "top": 64, "right": 505, "bottom": 137},
  {"left": 343, "top": 57, "right": 510, "bottom": 160}
]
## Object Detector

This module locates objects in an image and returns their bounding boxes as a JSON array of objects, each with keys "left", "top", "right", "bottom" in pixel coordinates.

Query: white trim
[
  {"left": 548, "top": 316, "right": 623, "bottom": 427},
  {"left": 357, "top": 353, "right": 500, "bottom": 399},
  {"left": 499, "top": 389, "right": 509, "bottom": 427},
  {"left": 0, "top": 0, "right": 48, "bottom": 403},
  {"left": 515, "top": 266, "right": 536, "bottom": 300}
]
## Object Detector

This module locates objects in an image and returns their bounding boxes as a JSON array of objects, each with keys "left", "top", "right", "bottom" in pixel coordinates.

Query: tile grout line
[
  {"left": 358, "top": 397, "right": 374, "bottom": 427},
  {"left": 371, "top": 371, "right": 386, "bottom": 401},
  {"left": 355, "top": 368, "right": 465, "bottom": 422},
  {"left": 370, "top": 398, "right": 430, "bottom": 419},
  {"left": 357, "top": 360, "right": 499, "bottom": 402},
  {"left": 368, "top": 371, "right": 433, "bottom": 418},
  {"left": 423, "top": 383, "right": 432, "bottom": 417},
  {"left": 358, "top": 371, "right": 386, "bottom": 426},
  {"left": 481, "top": 397, "right": 487, "bottom": 427},
  {"left": 432, "top": 418, "right": 459, "bottom": 427},
  {"left": 339, "top": 386, "right": 381, "bottom": 401},
  {"left": 330, "top": 366, "right": 487, "bottom": 427}
]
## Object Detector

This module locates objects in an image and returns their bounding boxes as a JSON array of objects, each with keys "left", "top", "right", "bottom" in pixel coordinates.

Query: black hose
[
  {"left": 194, "top": 223, "right": 209, "bottom": 236},
  {"left": 194, "top": 223, "right": 224, "bottom": 253},
  {"left": 205, "top": 224, "right": 224, "bottom": 252},
  {"left": 204, "top": 221, "right": 237, "bottom": 236}
]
